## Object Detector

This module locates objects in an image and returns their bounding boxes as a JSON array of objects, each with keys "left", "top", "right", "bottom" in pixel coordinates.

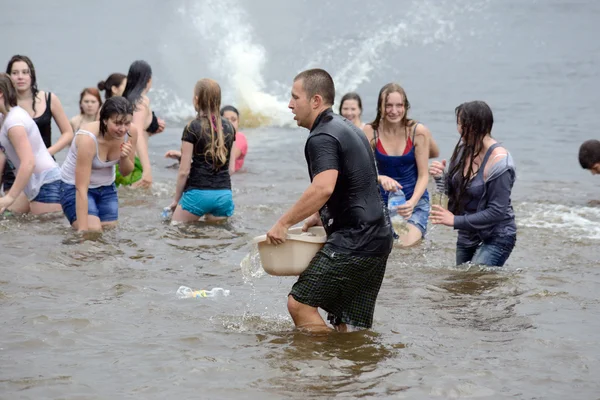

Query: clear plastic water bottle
[
  {"left": 161, "top": 206, "right": 171, "bottom": 220},
  {"left": 387, "top": 189, "right": 408, "bottom": 235},
  {"left": 176, "top": 285, "right": 230, "bottom": 299}
]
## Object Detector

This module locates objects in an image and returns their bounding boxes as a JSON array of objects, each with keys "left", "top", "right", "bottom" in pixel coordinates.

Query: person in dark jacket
[{"left": 429, "top": 101, "right": 516, "bottom": 267}]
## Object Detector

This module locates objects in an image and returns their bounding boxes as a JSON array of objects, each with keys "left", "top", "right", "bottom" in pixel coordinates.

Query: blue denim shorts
[
  {"left": 180, "top": 189, "right": 234, "bottom": 217},
  {"left": 406, "top": 195, "right": 430, "bottom": 236},
  {"left": 32, "top": 179, "right": 61, "bottom": 203},
  {"left": 60, "top": 182, "right": 119, "bottom": 224},
  {"left": 456, "top": 234, "right": 517, "bottom": 267}
]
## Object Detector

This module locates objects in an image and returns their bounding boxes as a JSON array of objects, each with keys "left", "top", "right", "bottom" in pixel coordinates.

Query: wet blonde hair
[{"left": 190, "top": 78, "right": 227, "bottom": 168}]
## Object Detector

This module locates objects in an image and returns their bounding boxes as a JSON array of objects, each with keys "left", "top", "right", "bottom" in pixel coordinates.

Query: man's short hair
[
  {"left": 579, "top": 139, "right": 600, "bottom": 169},
  {"left": 294, "top": 69, "right": 335, "bottom": 106}
]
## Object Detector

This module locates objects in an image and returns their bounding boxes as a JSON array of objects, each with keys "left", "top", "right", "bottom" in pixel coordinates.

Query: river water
[{"left": 1, "top": 0, "right": 600, "bottom": 398}]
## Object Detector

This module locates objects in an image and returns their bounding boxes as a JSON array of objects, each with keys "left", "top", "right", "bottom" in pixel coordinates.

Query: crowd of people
[{"left": 0, "top": 54, "right": 544, "bottom": 332}]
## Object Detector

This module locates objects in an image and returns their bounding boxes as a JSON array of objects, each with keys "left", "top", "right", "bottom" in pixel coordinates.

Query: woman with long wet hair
[
  {"left": 429, "top": 101, "right": 517, "bottom": 267},
  {"left": 2, "top": 55, "right": 74, "bottom": 194},
  {"left": 168, "top": 78, "right": 236, "bottom": 223},
  {"left": 116, "top": 60, "right": 155, "bottom": 188},
  {"left": 363, "top": 83, "right": 438, "bottom": 247},
  {"left": 0, "top": 73, "right": 62, "bottom": 215}
]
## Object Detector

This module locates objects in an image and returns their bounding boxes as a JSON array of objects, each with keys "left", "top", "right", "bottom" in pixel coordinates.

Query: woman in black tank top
[{"left": 6, "top": 55, "right": 73, "bottom": 156}]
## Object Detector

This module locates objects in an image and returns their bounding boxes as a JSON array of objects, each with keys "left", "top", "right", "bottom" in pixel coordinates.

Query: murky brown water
[
  {"left": 3, "top": 0, "right": 600, "bottom": 397},
  {"left": 2, "top": 129, "right": 600, "bottom": 399}
]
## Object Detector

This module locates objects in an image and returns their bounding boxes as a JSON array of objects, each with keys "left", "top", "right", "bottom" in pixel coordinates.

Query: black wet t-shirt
[
  {"left": 181, "top": 117, "right": 236, "bottom": 191},
  {"left": 305, "top": 109, "right": 393, "bottom": 256}
]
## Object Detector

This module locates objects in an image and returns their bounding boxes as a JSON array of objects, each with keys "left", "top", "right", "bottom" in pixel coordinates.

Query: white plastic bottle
[
  {"left": 176, "top": 286, "right": 231, "bottom": 299},
  {"left": 387, "top": 189, "right": 408, "bottom": 235}
]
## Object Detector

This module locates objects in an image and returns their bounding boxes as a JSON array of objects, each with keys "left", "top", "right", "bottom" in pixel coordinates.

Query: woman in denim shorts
[
  {"left": 429, "top": 101, "right": 517, "bottom": 267},
  {"left": 0, "top": 73, "right": 62, "bottom": 215},
  {"left": 59, "top": 97, "right": 138, "bottom": 232},
  {"left": 363, "top": 83, "right": 439, "bottom": 247}
]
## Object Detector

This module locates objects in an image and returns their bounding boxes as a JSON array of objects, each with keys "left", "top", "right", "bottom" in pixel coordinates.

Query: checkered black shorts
[{"left": 289, "top": 245, "right": 389, "bottom": 329}]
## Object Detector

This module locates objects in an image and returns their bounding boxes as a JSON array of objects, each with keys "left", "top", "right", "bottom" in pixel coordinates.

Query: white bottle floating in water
[
  {"left": 176, "top": 285, "right": 230, "bottom": 299},
  {"left": 387, "top": 189, "right": 408, "bottom": 235}
]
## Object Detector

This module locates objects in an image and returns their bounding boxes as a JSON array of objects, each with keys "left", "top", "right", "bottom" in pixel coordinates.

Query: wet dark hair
[
  {"left": 0, "top": 73, "right": 18, "bottom": 110},
  {"left": 99, "top": 96, "right": 134, "bottom": 136},
  {"left": 98, "top": 73, "right": 126, "bottom": 100},
  {"left": 579, "top": 140, "right": 600, "bottom": 169},
  {"left": 338, "top": 92, "right": 362, "bottom": 115},
  {"left": 369, "top": 83, "right": 413, "bottom": 133},
  {"left": 447, "top": 101, "right": 494, "bottom": 214},
  {"left": 6, "top": 55, "right": 39, "bottom": 113},
  {"left": 220, "top": 105, "right": 239, "bottom": 117},
  {"left": 294, "top": 68, "right": 335, "bottom": 106},
  {"left": 122, "top": 60, "right": 152, "bottom": 107}
]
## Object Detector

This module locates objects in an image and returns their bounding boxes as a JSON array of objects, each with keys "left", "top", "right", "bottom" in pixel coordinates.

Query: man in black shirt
[{"left": 266, "top": 69, "right": 393, "bottom": 333}]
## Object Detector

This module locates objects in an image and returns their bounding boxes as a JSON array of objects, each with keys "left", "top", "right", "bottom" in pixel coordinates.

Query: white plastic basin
[{"left": 252, "top": 226, "right": 327, "bottom": 276}]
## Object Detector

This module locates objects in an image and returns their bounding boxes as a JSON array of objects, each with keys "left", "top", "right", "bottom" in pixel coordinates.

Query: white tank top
[
  {"left": 60, "top": 130, "right": 120, "bottom": 188},
  {"left": 0, "top": 106, "right": 60, "bottom": 200}
]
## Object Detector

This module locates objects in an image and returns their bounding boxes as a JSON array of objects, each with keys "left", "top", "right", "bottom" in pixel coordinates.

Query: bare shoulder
[
  {"left": 70, "top": 115, "right": 82, "bottom": 125},
  {"left": 50, "top": 92, "right": 64, "bottom": 106},
  {"left": 363, "top": 123, "right": 375, "bottom": 140},
  {"left": 414, "top": 122, "right": 432, "bottom": 138}
]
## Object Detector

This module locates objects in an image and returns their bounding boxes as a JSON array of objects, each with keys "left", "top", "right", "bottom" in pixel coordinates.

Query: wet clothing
[
  {"left": 290, "top": 108, "right": 392, "bottom": 329},
  {"left": 233, "top": 131, "right": 248, "bottom": 171},
  {"left": 34, "top": 92, "right": 53, "bottom": 149},
  {"left": 147, "top": 111, "right": 160, "bottom": 134},
  {"left": 60, "top": 181, "right": 118, "bottom": 225},
  {"left": 436, "top": 142, "right": 517, "bottom": 266},
  {"left": 0, "top": 106, "right": 61, "bottom": 200},
  {"left": 182, "top": 117, "right": 236, "bottom": 191},
  {"left": 180, "top": 189, "right": 234, "bottom": 217},
  {"left": 374, "top": 123, "right": 428, "bottom": 204},
  {"left": 289, "top": 245, "right": 389, "bottom": 329},
  {"left": 61, "top": 130, "right": 120, "bottom": 188},
  {"left": 305, "top": 108, "right": 393, "bottom": 256},
  {"left": 2, "top": 93, "right": 53, "bottom": 192}
]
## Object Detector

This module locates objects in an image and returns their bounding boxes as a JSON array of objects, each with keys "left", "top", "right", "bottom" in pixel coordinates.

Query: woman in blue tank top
[
  {"left": 429, "top": 101, "right": 517, "bottom": 267},
  {"left": 363, "top": 83, "right": 437, "bottom": 247}
]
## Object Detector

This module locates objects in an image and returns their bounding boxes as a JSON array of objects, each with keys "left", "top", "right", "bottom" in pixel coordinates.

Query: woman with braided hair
[{"left": 168, "top": 78, "right": 236, "bottom": 223}]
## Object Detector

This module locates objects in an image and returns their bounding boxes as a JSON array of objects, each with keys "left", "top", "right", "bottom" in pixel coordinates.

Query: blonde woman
[{"left": 168, "top": 79, "right": 236, "bottom": 223}]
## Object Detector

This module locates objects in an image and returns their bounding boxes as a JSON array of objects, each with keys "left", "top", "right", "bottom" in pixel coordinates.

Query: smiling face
[
  {"left": 9, "top": 61, "right": 32, "bottom": 92},
  {"left": 80, "top": 93, "right": 101, "bottom": 117},
  {"left": 289, "top": 79, "right": 312, "bottom": 129},
  {"left": 222, "top": 110, "right": 239, "bottom": 131},
  {"left": 383, "top": 91, "right": 406, "bottom": 124},
  {"left": 341, "top": 99, "right": 361, "bottom": 123},
  {"left": 105, "top": 114, "right": 133, "bottom": 139}
]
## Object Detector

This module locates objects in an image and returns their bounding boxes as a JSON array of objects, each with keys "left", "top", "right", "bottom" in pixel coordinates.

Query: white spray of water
[
  {"left": 156, "top": 0, "right": 486, "bottom": 125},
  {"left": 517, "top": 202, "right": 600, "bottom": 240}
]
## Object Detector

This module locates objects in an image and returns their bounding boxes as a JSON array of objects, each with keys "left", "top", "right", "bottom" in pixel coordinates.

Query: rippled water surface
[{"left": 2, "top": 0, "right": 600, "bottom": 398}]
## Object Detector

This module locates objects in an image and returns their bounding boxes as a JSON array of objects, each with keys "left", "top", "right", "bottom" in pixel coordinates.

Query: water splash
[
  {"left": 156, "top": 0, "right": 489, "bottom": 125},
  {"left": 240, "top": 244, "right": 265, "bottom": 283},
  {"left": 517, "top": 202, "right": 600, "bottom": 240}
]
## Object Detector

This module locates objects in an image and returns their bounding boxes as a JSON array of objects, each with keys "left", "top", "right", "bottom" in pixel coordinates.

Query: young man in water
[
  {"left": 266, "top": 69, "right": 393, "bottom": 333},
  {"left": 579, "top": 140, "right": 600, "bottom": 175}
]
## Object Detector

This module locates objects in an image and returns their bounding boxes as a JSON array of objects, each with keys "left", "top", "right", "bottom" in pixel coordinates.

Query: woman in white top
[
  {"left": 0, "top": 73, "right": 62, "bottom": 214},
  {"left": 60, "top": 96, "right": 138, "bottom": 232}
]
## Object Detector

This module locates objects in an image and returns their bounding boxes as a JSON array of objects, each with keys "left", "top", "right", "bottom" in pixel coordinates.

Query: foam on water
[{"left": 517, "top": 202, "right": 600, "bottom": 240}]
